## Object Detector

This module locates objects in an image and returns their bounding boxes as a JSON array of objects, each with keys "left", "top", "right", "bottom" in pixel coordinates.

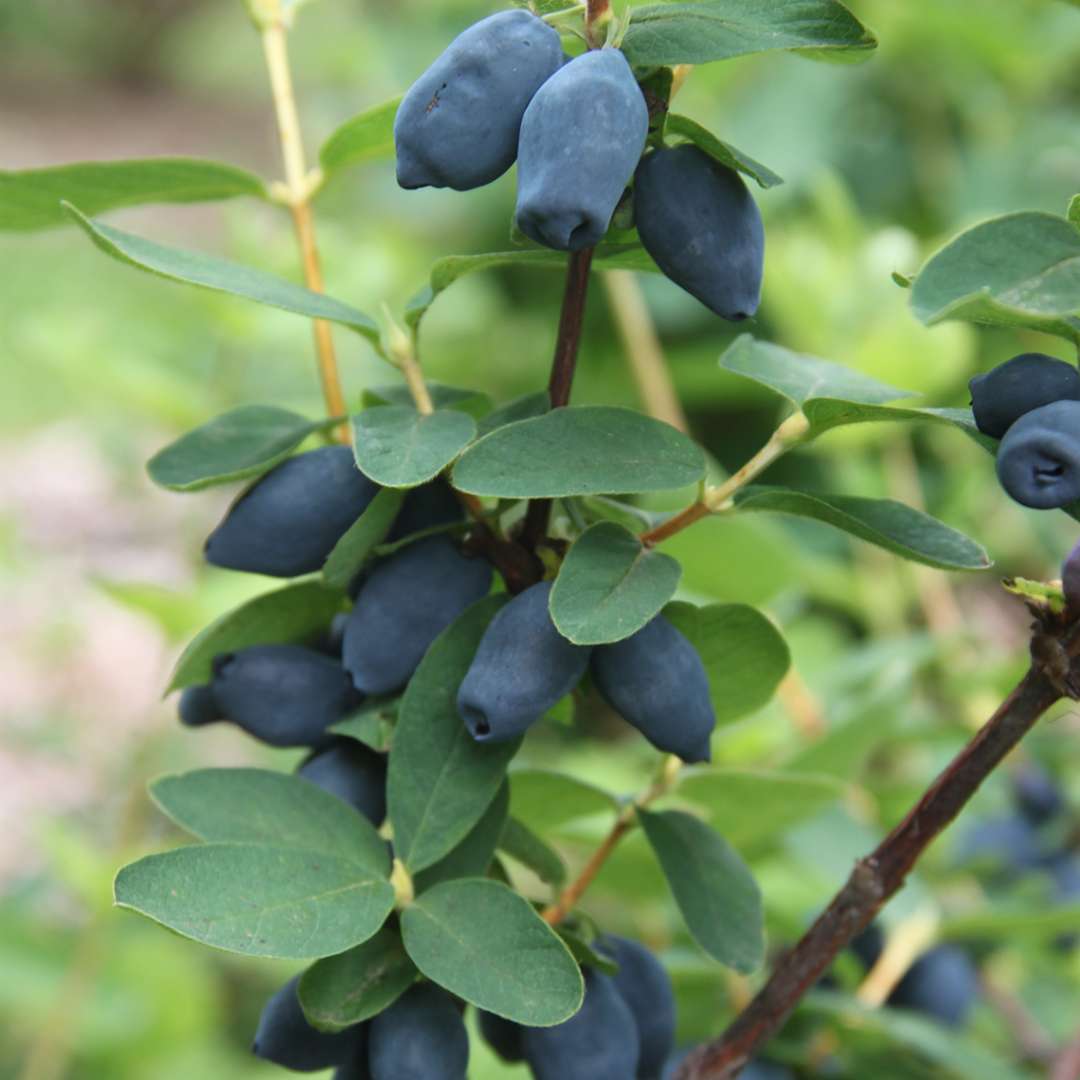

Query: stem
[
  {"left": 676, "top": 666, "right": 1063, "bottom": 1080},
  {"left": 521, "top": 247, "right": 596, "bottom": 551},
  {"left": 261, "top": 11, "right": 348, "bottom": 438},
  {"left": 585, "top": 0, "right": 611, "bottom": 46},
  {"left": 1052, "top": 1030, "right": 1080, "bottom": 1080},
  {"left": 640, "top": 411, "right": 811, "bottom": 547},
  {"left": 603, "top": 269, "right": 689, "bottom": 433},
  {"left": 542, "top": 754, "right": 681, "bottom": 925}
]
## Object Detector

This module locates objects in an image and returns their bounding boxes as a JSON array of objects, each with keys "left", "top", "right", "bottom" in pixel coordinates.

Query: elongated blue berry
[
  {"left": 394, "top": 11, "right": 563, "bottom": 191},
  {"left": 635, "top": 145, "right": 765, "bottom": 321},
  {"left": 343, "top": 537, "right": 492, "bottom": 696},
  {"left": 458, "top": 581, "right": 591, "bottom": 743},
  {"left": 298, "top": 738, "right": 387, "bottom": 826},
  {"left": 996, "top": 400, "right": 1080, "bottom": 509},
  {"left": 253, "top": 976, "right": 365, "bottom": 1072},
  {"left": 522, "top": 970, "right": 640, "bottom": 1080},
  {"left": 212, "top": 645, "right": 358, "bottom": 747},
  {"left": 970, "top": 352, "right": 1080, "bottom": 439},
  {"left": 205, "top": 446, "right": 379, "bottom": 577},
  {"left": 515, "top": 49, "right": 649, "bottom": 252},
  {"left": 368, "top": 984, "right": 468, "bottom": 1080},
  {"left": 590, "top": 616, "right": 714, "bottom": 763}
]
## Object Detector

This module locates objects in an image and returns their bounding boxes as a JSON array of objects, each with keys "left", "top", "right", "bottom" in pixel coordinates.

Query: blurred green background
[{"left": 2, "top": 1, "right": 1079, "bottom": 1077}]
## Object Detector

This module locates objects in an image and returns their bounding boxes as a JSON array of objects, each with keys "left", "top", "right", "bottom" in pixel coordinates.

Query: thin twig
[
  {"left": 981, "top": 975, "right": 1058, "bottom": 1067},
  {"left": 542, "top": 754, "right": 681, "bottom": 925},
  {"left": 1052, "top": 1028, "right": 1080, "bottom": 1080},
  {"left": 603, "top": 269, "right": 689, "bottom": 433},
  {"left": 521, "top": 247, "right": 596, "bottom": 551},
  {"left": 676, "top": 666, "right": 1064, "bottom": 1079},
  {"left": 640, "top": 412, "right": 811, "bottom": 547},
  {"left": 261, "top": 9, "right": 348, "bottom": 439}
]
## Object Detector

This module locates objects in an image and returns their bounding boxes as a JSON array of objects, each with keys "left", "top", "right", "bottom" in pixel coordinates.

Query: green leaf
[
  {"left": 319, "top": 97, "right": 402, "bottom": 179},
  {"left": 622, "top": 0, "right": 877, "bottom": 68},
  {"left": 911, "top": 211, "right": 1080, "bottom": 344},
  {"left": 453, "top": 407, "right": 705, "bottom": 499},
  {"left": 415, "top": 782, "right": 510, "bottom": 893},
  {"left": 330, "top": 701, "right": 397, "bottom": 754},
  {"left": 477, "top": 391, "right": 552, "bottom": 438},
  {"left": 676, "top": 768, "right": 846, "bottom": 851},
  {"left": 146, "top": 406, "right": 329, "bottom": 492},
  {"left": 168, "top": 581, "right": 346, "bottom": 692},
  {"left": 720, "top": 338, "right": 987, "bottom": 442},
  {"left": 64, "top": 204, "right": 380, "bottom": 346},
  {"left": 550, "top": 522, "right": 681, "bottom": 645},
  {"left": 405, "top": 245, "right": 659, "bottom": 331},
  {"left": 1069, "top": 194, "right": 1080, "bottom": 229},
  {"left": 733, "top": 486, "right": 991, "bottom": 571},
  {"left": 0, "top": 158, "right": 266, "bottom": 231},
  {"left": 322, "top": 488, "right": 406, "bottom": 590},
  {"left": 664, "top": 116, "right": 783, "bottom": 189},
  {"left": 364, "top": 382, "right": 492, "bottom": 419},
  {"left": 720, "top": 335, "right": 907, "bottom": 413},
  {"left": 662, "top": 602, "right": 790, "bottom": 725},
  {"left": 114, "top": 843, "right": 395, "bottom": 959},
  {"left": 638, "top": 808, "right": 764, "bottom": 973},
  {"left": 805, "top": 993, "right": 1031, "bottom": 1080},
  {"left": 352, "top": 406, "right": 477, "bottom": 489},
  {"left": 400, "top": 879, "right": 583, "bottom": 1025},
  {"left": 298, "top": 927, "right": 416, "bottom": 1032},
  {"left": 498, "top": 816, "right": 567, "bottom": 887},
  {"left": 941, "top": 902, "right": 1080, "bottom": 945},
  {"left": 508, "top": 769, "right": 618, "bottom": 834},
  {"left": 150, "top": 768, "right": 389, "bottom": 875},
  {"left": 388, "top": 598, "right": 519, "bottom": 873}
]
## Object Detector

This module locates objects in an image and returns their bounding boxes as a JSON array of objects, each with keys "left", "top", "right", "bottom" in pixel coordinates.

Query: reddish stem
[{"left": 520, "top": 247, "right": 595, "bottom": 551}]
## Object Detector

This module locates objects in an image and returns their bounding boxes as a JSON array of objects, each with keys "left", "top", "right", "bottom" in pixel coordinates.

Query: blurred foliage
[{"left": 1, "top": 0, "right": 1079, "bottom": 1077}]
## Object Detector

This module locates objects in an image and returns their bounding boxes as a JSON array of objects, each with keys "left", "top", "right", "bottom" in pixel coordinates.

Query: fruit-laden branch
[
  {"left": 259, "top": 4, "right": 348, "bottom": 440},
  {"left": 520, "top": 247, "right": 596, "bottom": 550},
  {"left": 676, "top": 657, "right": 1069, "bottom": 1079}
]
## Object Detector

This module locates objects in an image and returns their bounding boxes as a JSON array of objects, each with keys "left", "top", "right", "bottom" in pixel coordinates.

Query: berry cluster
[
  {"left": 394, "top": 9, "right": 765, "bottom": 320},
  {"left": 970, "top": 352, "right": 1080, "bottom": 509},
  {"left": 250, "top": 934, "right": 678, "bottom": 1078},
  {"left": 174, "top": 434, "right": 715, "bottom": 1072}
]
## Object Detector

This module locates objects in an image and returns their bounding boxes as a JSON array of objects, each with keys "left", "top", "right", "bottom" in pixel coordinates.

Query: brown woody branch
[
  {"left": 520, "top": 247, "right": 596, "bottom": 552},
  {"left": 676, "top": 658, "right": 1066, "bottom": 1079}
]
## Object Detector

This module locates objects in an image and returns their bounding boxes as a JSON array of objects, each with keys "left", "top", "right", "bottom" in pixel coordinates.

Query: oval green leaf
[
  {"left": 322, "top": 487, "right": 406, "bottom": 590},
  {"left": 508, "top": 769, "right": 618, "bottom": 834},
  {"left": 664, "top": 116, "right": 783, "bottom": 189},
  {"left": 638, "top": 808, "right": 764, "bottom": 973},
  {"left": 150, "top": 768, "right": 389, "bottom": 875},
  {"left": 621, "top": 0, "right": 877, "bottom": 68},
  {"left": 400, "top": 879, "right": 583, "bottom": 1025},
  {"left": 388, "top": 597, "right": 519, "bottom": 874},
  {"left": 319, "top": 96, "right": 402, "bottom": 178},
  {"left": 452, "top": 407, "right": 705, "bottom": 499},
  {"left": 733, "top": 486, "right": 991, "bottom": 571},
  {"left": 662, "top": 601, "right": 790, "bottom": 725},
  {"left": 64, "top": 203, "right": 380, "bottom": 345},
  {"left": 115, "top": 843, "right": 395, "bottom": 959},
  {"left": 0, "top": 158, "right": 266, "bottom": 232},
  {"left": 551, "top": 522, "right": 682, "bottom": 645},
  {"left": 353, "top": 406, "right": 477, "bottom": 489},
  {"left": 676, "top": 768, "right": 847, "bottom": 851},
  {"left": 147, "top": 406, "right": 328, "bottom": 492},
  {"left": 498, "top": 816, "right": 567, "bottom": 888},
  {"left": 298, "top": 927, "right": 416, "bottom": 1032},
  {"left": 168, "top": 580, "right": 346, "bottom": 692},
  {"left": 414, "top": 782, "right": 510, "bottom": 894},
  {"left": 720, "top": 335, "right": 907, "bottom": 412},
  {"left": 911, "top": 211, "right": 1080, "bottom": 343}
]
